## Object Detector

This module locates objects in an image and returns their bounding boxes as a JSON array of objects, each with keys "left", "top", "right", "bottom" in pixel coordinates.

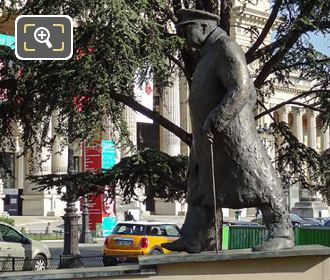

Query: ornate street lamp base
[{"left": 59, "top": 254, "right": 84, "bottom": 269}]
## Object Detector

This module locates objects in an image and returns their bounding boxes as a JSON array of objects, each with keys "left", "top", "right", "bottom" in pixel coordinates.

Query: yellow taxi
[{"left": 103, "top": 221, "right": 180, "bottom": 266}]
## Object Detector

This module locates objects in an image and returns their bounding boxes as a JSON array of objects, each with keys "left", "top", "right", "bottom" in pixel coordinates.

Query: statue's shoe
[
  {"left": 252, "top": 237, "right": 294, "bottom": 252},
  {"left": 161, "top": 238, "right": 201, "bottom": 253}
]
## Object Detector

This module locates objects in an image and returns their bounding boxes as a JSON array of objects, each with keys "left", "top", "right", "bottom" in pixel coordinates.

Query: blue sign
[
  {"left": 0, "top": 34, "right": 15, "bottom": 49},
  {"left": 101, "top": 140, "right": 117, "bottom": 236},
  {"left": 101, "top": 140, "right": 116, "bottom": 170},
  {"left": 102, "top": 216, "right": 117, "bottom": 237}
]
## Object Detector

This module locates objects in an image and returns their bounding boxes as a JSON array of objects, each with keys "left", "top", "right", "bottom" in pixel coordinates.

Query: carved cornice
[
  {"left": 274, "top": 85, "right": 302, "bottom": 94},
  {"left": 232, "top": 6, "right": 281, "bottom": 28}
]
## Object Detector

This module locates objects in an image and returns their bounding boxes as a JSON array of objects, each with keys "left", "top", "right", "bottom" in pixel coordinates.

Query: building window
[
  {"left": 137, "top": 123, "right": 159, "bottom": 150},
  {"left": 0, "top": 153, "right": 15, "bottom": 189}
]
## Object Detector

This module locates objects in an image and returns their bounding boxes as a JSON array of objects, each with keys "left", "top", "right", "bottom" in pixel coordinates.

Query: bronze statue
[{"left": 162, "top": 9, "right": 294, "bottom": 253}]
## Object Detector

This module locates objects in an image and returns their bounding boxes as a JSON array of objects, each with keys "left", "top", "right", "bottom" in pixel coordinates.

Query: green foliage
[
  {"left": 273, "top": 122, "right": 325, "bottom": 190},
  {"left": 30, "top": 149, "right": 188, "bottom": 203},
  {"left": 29, "top": 171, "right": 103, "bottom": 202},
  {"left": 318, "top": 149, "right": 330, "bottom": 202},
  {"left": 1, "top": 0, "right": 183, "bottom": 165},
  {"left": 0, "top": 216, "right": 15, "bottom": 226},
  {"left": 100, "top": 149, "right": 188, "bottom": 203}
]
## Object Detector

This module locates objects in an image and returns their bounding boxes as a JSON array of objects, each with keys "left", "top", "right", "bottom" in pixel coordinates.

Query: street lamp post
[
  {"left": 60, "top": 201, "right": 82, "bottom": 268},
  {"left": 59, "top": 114, "right": 83, "bottom": 268},
  {"left": 79, "top": 196, "right": 93, "bottom": 243},
  {"left": 79, "top": 140, "right": 93, "bottom": 244}
]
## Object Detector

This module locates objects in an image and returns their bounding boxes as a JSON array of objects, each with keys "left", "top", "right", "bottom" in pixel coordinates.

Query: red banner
[
  {"left": 82, "top": 140, "right": 102, "bottom": 230},
  {"left": 82, "top": 141, "right": 101, "bottom": 171},
  {"left": 81, "top": 140, "right": 116, "bottom": 231}
]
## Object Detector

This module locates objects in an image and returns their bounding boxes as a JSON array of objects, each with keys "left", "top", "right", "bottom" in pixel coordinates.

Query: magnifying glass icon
[{"left": 34, "top": 27, "right": 53, "bottom": 48}]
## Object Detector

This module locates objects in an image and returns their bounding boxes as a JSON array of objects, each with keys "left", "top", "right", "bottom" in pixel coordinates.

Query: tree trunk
[
  {"left": 60, "top": 114, "right": 82, "bottom": 268},
  {"left": 220, "top": 0, "right": 232, "bottom": 35}
]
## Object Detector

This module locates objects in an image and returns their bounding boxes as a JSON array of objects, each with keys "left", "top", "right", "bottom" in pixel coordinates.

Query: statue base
[
  {"left": 291, "top": 200, "right": 329, "bottom": 218},
  {"left": 139, "top": 245, "right": 330, "bottom": 280}
]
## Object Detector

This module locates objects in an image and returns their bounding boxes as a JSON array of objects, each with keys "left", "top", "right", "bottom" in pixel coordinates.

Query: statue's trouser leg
[
  {"left": 253, "top": 186, "right": 294, "bottom": 251},
  {"left": 161, "top": 203, "right": 213, "bottom": 253}
]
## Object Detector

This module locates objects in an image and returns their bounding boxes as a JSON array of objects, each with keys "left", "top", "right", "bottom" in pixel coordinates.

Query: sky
[{"left": 310, "top": 33, "right": 330, "bottom": 56}]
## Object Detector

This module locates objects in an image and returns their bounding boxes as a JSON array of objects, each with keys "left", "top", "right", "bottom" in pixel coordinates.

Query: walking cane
[{"left": 207, "top": 132, "right": 220, "bottom": 254}]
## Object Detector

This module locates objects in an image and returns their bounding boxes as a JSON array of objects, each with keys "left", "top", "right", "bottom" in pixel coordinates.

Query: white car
[{"left": 0, "top": 222, "right": 51, "bottom": 271}]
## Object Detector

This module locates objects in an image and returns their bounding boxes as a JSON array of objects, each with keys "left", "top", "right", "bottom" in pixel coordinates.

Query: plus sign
[{"left": 37, "top": 30, "right": 47, "bottom": 40}]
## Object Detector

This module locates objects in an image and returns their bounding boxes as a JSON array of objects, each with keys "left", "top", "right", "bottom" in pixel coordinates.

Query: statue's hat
[{"left": 176, "top": 9, "right": 219, "bottom": 26}]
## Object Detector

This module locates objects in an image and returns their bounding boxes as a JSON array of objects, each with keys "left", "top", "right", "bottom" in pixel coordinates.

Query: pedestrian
[
  {"left": 45, "top": 222, "right": 51, "bottom": 235},
  {"left": 255, "top": 208, "right": 260, "bottom": 218},
  {"left": 126, "top": 212, "right": 135, "bottom": 221}
]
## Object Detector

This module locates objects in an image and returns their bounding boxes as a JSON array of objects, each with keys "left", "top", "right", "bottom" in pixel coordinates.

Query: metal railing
[
  {"left": 0, "top": 255, "right": 105, "bottom": 272},
  {"left": 295, "top": 226, "right": 330, "bottom": 247},
  {"left": 222, "top": 225, "right": 330, "bottom": 250},
  {"left": 2, "top": 226, "right": 329, "bottom": 272},
  {"left": 222, "top": 225, "right": 267, "bottom": 250}
]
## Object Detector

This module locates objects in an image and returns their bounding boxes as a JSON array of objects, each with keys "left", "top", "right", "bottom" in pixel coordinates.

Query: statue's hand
[
  {"left": 202, "top": 108, "right": 228, "bottom": 136},
  {"left": 202, "top": 114, "right": 215, "bottom": 138}
]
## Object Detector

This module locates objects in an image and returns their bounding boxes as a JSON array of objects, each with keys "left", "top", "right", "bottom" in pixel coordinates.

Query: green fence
[
  {"left": 294, "top": 227, "right": 330, "bottom": 247},
  {"left": 222, "top": 225, "right": 330, "bottom": 250},
  {"left": 222, "top": 225, "right": 267, "bottom": 250}
]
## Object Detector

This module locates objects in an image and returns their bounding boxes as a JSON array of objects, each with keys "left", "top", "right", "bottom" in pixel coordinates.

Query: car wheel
[
  {"left": 103, "top": 256, "right": 117, "bottom": 266},
  {"left": 149, "top": 249, "right": 163, "bottom": 255},
  {"left": 32, "top": 255, "right": 47, "bottom": 271}
]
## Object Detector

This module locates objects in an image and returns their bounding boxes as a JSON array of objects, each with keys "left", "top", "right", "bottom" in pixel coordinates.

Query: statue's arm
[{"left": 203, "top": 40, "right": 255, "bottom": 133}]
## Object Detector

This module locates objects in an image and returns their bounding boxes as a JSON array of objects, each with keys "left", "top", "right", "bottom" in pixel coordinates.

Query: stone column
[
  {"left": 289, "top": 108, "right": 304, "bottom": 210},
  {"left": 41, "top": 119, "right": 52, "bottom": 175},
  {"left": 157, "top": 74, "right": 181, "bottom": 215},
  {"left": 292, "top": 108, "right": 304, "bottom": 143},
  {"left": 15, "top": 138, "right": 24, "bottom": 190},
  {"left": 22, "top": 119, "right": 52, "bottom": 216},
  {"left": 0, "top": 180, "right": 5, "bottom": 213},
  {"left": 49, "top": 114, "right": 68, "bottom": 216},
  {"left": 51, "top": 112, "right": 68, "bottom": 175},
  {"left": 121, "top": 106, "right": 137, "bottom": 158},
  {"left": 278, "top": 105, "right": 291, "bottom": 124},
  {"left": 276, "top": 105, "right": 292, "bottom": 209},
  {"left": 160, "top": 75, "right": 181, "bottom": 156},
  {"left": 306, "top": 109, "right": 318, "bottom": 149},
  {"left": 116, "top": 108, "right": 138, "bottom": 219},
  {"left": 321, "top": 126, "right": 330, "bottom": 151},
  {"left": 263, "top": 102, "right": 273, "bottom": 128},
  {"left": 179, "top": 77, "right": 190, "bottom": 156},
  {"left": 276, "top": 105, "right": 291, "bottom": 152}
]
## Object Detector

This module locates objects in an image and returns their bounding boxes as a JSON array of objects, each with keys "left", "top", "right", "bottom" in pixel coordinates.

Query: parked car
[
  {"left": 301, "top": 218, "right": 323, "bottom": 226},
  {"left": 251, "top": 214, "right": 322, "bottom": 227},
  {"left": 316, "top": 217, "right": 330, "bottom": 226},
  {"left": 103, "top": 221, "right": 180, "bottom": 266},
  {"left": 0, "top": 222, "right": 51, "bottom": 271},
  {"left": 224, "top": 221, "right": 262, "bottom": 226},
  {"left": 323, "top": 220, "right": 330, "bottom": 227},
  {"left": 289, "top": 214, "right": 322, "bottom": 227}
]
